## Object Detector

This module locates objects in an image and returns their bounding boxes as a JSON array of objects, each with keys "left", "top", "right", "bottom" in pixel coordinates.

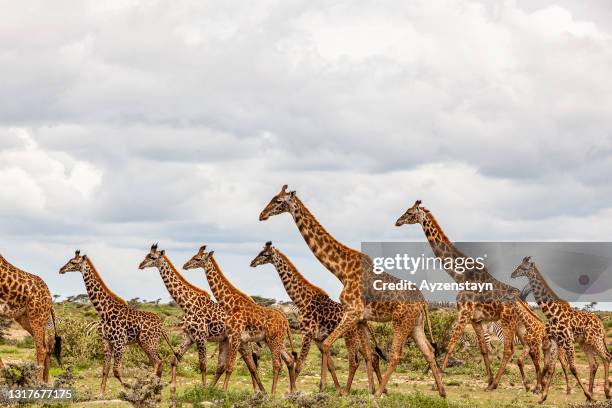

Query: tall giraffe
[
  {"left": 512, "top": 256, "right": 610, "bottom": 402},
  {"left": 250, "top": 241, "right": 386, "bottom": 393},
  {"left": 395, "top": 200, "right": 544, "bottom": 390},
  {"left": 259, "top": 185, "right": 445, "bottom": 398},
  {"left": 183, "top": 245, "right": 297, "bottom": 394},
  {"left": 138, "top": 244, "right": 264, "bottom": 393},
  {"left": 59, "top": 250, "right": 177, "bottom": 394},
  {"left": 0, "top": 254, "right": 61, "bottom": 382}
]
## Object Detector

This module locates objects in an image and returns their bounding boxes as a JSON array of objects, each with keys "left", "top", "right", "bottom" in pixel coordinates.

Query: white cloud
[{"left": 0, "top": 0, "right": 611, "bottom": 303}]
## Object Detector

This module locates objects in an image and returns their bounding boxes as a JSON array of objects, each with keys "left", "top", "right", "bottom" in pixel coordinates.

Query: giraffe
[
  {"left": 512, "top": 256, "right": 610, "bottom": 402},
  {"left": 59, "top": 250, "right": 177, "bottom": 394},
  {"left": 259, "top": 185, "right": 446, "bottom": 398},
  {"left": 0, "top": 254, "right": 61, "bottom": 382},
  {"left": 250, "top": 241, "right": 387, "bottom": 394},
  {"left": 138, "top": 244, "right": 264, "bottom": 393},
  {"left": 183, "top": 245, "right": 297, "bottom": 394},
  {"left": 395, "top": 200, "right": 545, "bottom": 391}
]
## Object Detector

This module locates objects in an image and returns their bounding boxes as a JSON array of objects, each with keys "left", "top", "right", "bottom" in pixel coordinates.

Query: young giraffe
[
  {"left": 183, "top": 245, "right": 297, "bottom": 394},
  {"left": 259, "top": 185, "right": 445, "bottom": 398},
  {"left": 0, "top": 254, "right": 61, "bottom": 382},
  {"left": 138, "top": 244, "right": 264, "bottom": 393},
  {"left": 59, "top": 250, "right": 177, "bottom": 394},
  {"left": 250, "top": 241, "right": 387, "bottom": 394},
  {"left": 395, "top": 200, "right": 544, "bottom": 391},
  {"left": 512, "top": 256, "right": 611, "bottom": 402}
]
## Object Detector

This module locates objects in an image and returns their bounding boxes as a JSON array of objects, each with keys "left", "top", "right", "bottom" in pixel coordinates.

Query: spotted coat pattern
[
  {"left": 183, "top": 246, "right": 296, "bottom": 395},
  {"left": 59, "top": 251, "right": 174, "bottom": 395},
  {"left": 138, "top": 245, "right": 263, "bottom": 392},
  {"left": 259, "top": 185, "right": 445, "bottom": 398},
  {"left": 0, "top": 254, "right": 58, "bottom": 382},
  {"left": 512, "top": 257, "right": 611, "bottom": 402}
]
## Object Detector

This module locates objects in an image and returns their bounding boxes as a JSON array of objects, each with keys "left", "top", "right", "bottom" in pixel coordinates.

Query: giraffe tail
[
  {"left": 366, "top": 322, "right": 387, "bottom": 361},
  {"left": 161, "top": 330, "right": 179, "bottom": 359},
  {"left": 50, "top": 308, "right": 62, "bottom": 368},
  {"left": 422, "top": 303, "right": 438, "bottom": 355},
  {"left": 286, "top": 326, "right": 298, "bottom": 360}
]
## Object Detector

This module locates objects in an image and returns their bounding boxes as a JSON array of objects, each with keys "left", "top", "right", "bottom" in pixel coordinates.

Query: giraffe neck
[
  {"left": 525, "top": 266, "right": 562, "bottom": 309},
  {"left": 291, "top": 196, "right": 357, "bottom": 283},
  {"left": 157, "top": 256, "right": 210, "bottom": 309},
  {"left": 204, "top": 257, "right": 251, "bottom": 307},
  {"left": 420, "top": 210, "right": 471, "bottom": 282},
  {"left": 81, "top": 259, "right": 126, "bottom": 316},
  {"left": 271, "top": 250, "right": 324, "bottom": 309}
]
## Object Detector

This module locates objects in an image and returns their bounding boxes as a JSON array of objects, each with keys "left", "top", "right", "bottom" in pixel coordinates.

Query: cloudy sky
[{"left": 1, "top": 0, "right": 611, "bottom": 304}]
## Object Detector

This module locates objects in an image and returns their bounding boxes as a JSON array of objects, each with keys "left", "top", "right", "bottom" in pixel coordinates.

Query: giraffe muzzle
[{"left": 259, "top": 213, "right": 269, "bottom": 221}]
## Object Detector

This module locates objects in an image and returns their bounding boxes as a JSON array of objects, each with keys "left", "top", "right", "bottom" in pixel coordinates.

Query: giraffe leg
[
  {"left": 111, "top": 340, "right": 127, "bottom": 387},
  {"left": 357, "top": 322, "right": 376, "bottom": 395},
  {"left": 221, "top": 336, "right": 241, "bottom": 392},
  {"left": 140, "top": 337, "right": 163, "bottom": 378},
  {"left": 558, "top": 347, "right": 572, "bottom": 395},
  {"left": 238, "top": 342, "right": 265, "bottom": 392},
  {"left": 442, "top": 307, "right": 473, "bottom": 371},
  {"left": 320, "top": 311, "right": 368, "bottom": 394},
  {"left": 539, "top": 337, "right": 557, "bottom": 404},
  {"left": 560, "top": 337, "right": 592, "bottom": 401},
  {"left": 374, "top": 320, "right": 415, "bottom": 397},
  {"left": 343, "top": 332, "right": 361, "bottom": 394},
  {"left": 295, "top": 333, "right": 313, "bottom": 377},
  {"left": 268, "top": 341, "right": 283, "bottom": 395},
  {"left": 174, "top": 332, "right": 193, "bottom": 378},
  {"left": 584, "top": 346, "right": 598, "bottom": 396},
  {"left": 472, "top": 321, "right": 494, "bottom": 387},
  {"left": 100, "top": 339, "right": 112, "bottom": 395},
  {"left": 529, "top": 346, "right": 543, "bottom": 394},
  {"left": 315, "top": 341, "right": 342, "bottom": 393},
  {"left": 593, "top": 337, "right": 611, "bottom": 399},
  {"left": 488, "top": 318, "right": 516, "bottom": 391},
  {"left": 516, "top": 347, "right": 530, "bottom": 392},
  {"left": 31, "top": 322, "right": 48, "bottom": 383},
  {"left": 211, "top": 340, "right": 224, "bottom": 387},
  {"left": 411, "top": 320, "right": 446, "bottom": 398}
]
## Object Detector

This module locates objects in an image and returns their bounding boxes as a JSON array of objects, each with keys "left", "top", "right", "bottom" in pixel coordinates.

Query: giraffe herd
[{"left": 0, "top": 184, "right": 609, "bottom": 404}]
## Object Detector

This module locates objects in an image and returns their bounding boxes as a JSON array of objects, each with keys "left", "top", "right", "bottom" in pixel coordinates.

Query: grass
[{"left": 0, "top": 302, "right": 610, "bottom": 407}]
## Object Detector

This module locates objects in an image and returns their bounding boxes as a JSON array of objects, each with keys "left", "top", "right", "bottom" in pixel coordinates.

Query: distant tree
[
  {"left": 154, "top": 298, "right": 161, "bottom": 305},
  {"left": 583, "top": 301, "right": 598, "bottom": 311},
  {"left": 251, "top": 295, "right": 276, "bottom": 307},
  {"left": 167, "top": 300, "right": 177, "bottom": 307},
  {"left": 52, "top": 294, "right": 61, "bottom": 303},
  {"left": 67, "top": 294, "right": 90, "bottom": 305},
  {"left": 128, "top": 298, "right": 141, "bottom": 308}
]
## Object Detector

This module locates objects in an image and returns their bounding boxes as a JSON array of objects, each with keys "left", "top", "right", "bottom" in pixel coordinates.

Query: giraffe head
[
  {"left": 138, "top": 243, "right": 165, "bottom": 270},
  {"left": 511, "top": 256, "right": 536, "bottom": 279},
  {"left": 183, "top": 245, "right": 214, "bottom": 271},
  {"left": 259, "top": 184, "right": 296, "bottom": 221},
  {"left": 250, "top": 241, "right": 275, "bottom": 267},
  {"left": 59, "top": 250, "right": 87, "bottom": 274},
  {"left": 395, "top": 200, "right": 426, "bottom": 226}
]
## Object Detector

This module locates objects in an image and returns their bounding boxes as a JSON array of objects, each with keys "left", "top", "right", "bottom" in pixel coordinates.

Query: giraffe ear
[
  {"left": 82, "top": 254, "right": 87, "bottom": 260},
  {"left": 281, "top": 184, "right": 288, "bottom": 192},
  {"left": 208, "top": 250, "right": 215, "bottom": 257},
  {"left": 75, "top": 249, "right": 80, "bottom": 257},
  {"left": 288, "top": 190, "right": 296, "bottom": 197},
  {"left": 415, "top": 200, "right": 422, "bottom": 207},
  {"left": 199, "top": 245, "right": 206, "bottom": 253},
  {"left": 160, "top": 249, "right": 165, "bottom": 256}
]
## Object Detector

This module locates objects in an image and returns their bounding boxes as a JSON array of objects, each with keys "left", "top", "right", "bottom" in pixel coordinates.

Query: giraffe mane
[
  {"left": 294, "top": 196, "right": 361, "bottom": 257},
  {"left": 85, "top": 258, "right": 128, "bottom": 305},
  {"left": 162, "top": 255, "right": 211, "bottom": 298},
  {"left": 209, "top": 256, "right": 253, "bottom": 302},
  {"left": 532, "top": 264, "right": 567, "bottom": 304}
]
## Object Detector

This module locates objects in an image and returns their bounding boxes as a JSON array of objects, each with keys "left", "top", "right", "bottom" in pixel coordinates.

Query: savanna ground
[{"left": 1, "top": 299, "right": 611, "bottom": 408}]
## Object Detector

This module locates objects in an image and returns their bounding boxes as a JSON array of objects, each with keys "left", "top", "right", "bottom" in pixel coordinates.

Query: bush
[
  {"left": 0, "top": 362, "right": 40, "bottom": 387},
  {"left": 118, "top": 368, "right": 165, "bottom": 407}
]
